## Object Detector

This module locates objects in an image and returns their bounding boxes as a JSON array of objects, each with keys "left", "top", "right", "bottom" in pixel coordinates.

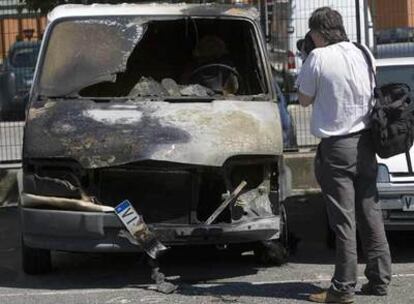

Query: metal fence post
[
  {"left": 355, "top": 0, "right": 361, "bottom": 43},
  {"left": 363, "top": 0, "right": 370, "bottom": 46}
]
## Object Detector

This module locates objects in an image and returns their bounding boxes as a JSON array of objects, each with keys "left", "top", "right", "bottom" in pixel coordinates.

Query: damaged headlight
[
  {"left": 229, "top": 163, "right": 265, "bottom": 190},
  {"left": 223, "top": 156, "right": 279, "bottom": 221},
  {"left": 23, "top": 160, "right": 84, "bottom": 198},
  {"left": 224, "top": 156, "right": 278, "bottom": 191}
]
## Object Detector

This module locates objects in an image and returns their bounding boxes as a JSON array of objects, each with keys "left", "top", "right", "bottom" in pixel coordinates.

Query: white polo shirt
[{"left": 296, "top": 41, "right": 375, "bottom": 138}]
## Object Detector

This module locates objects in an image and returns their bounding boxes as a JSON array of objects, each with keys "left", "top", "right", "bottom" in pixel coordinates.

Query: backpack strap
[
  {"left": 353, "top": 42, "right": 387, "bottom": 104},
  {"left": 406, "top": 93, "right": 414, "bottom": 112},
  {"left": 353, "top": 42, "right": 377, "bottom": 85}
]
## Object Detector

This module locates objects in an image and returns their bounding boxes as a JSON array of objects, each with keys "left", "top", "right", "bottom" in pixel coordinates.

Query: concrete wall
[{"left": 284, "top": 151, "right": 320, "bottom": 195}]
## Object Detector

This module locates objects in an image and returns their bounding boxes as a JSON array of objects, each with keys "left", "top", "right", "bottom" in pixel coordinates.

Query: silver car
[{"left": 376, "top": 57, "right": 414, "bottom": 230}]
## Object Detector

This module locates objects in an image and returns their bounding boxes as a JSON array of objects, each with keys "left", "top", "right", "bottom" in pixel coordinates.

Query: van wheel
[
  {"left": 254, "top": 240, "right": 288, "bottom": 266},
  {"left": 254, "top": 204, "right": 289, "bottom": 266},
  {"left": 22, "top": 239, "right": 52, "bottom": 275},
  {"left": 0, "top": 110, "right": 7, "bottom": 121},
  {"left": 326, "top": 225, "right": 336, "bottom": 249}
]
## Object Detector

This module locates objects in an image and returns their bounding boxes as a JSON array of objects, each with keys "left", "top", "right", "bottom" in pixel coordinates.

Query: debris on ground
[
  {"left": 116, "top": 201, "right": 178, "bottom": 294},
  {"left": 148, "top": 257, "right": 178, "bottom": 294}
]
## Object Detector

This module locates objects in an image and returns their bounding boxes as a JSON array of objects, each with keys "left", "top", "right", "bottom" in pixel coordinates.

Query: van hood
[{"left": 24, "top": 99, "right": 283, "bottom": 168}]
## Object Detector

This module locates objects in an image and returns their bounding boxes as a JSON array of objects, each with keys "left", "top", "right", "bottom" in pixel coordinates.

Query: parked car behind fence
[
  {"left": 0, "top": 41, "right": 41, "bottom": 121},
  {"left": 376, "top": 27, "right": 414, "bottom": 45},
  {"left": 375, "top": 42, "right": 414, "bottom": 59}
]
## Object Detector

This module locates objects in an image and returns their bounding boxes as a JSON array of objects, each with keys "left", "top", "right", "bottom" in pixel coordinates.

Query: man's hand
[{"left": 298, "top": 91, "right": 314, "bottom": 107}]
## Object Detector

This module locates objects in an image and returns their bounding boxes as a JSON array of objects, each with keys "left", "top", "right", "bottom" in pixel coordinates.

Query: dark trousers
[{"left": 315, "top": 130, "right": 392, "bottom": 295}]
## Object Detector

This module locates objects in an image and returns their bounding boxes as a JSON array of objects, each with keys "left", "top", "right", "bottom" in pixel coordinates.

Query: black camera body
[{"left": 297, "top": 32, "right": 316, "bottom": 57}]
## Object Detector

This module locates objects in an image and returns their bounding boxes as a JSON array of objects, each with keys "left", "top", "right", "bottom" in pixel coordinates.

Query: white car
[{"left": 376, "top": 57, "right": 414, "bottom": 230}]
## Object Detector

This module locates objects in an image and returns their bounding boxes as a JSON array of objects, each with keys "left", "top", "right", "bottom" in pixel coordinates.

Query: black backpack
[{"left": 355, "top": 43, "right": 414, "bottom": 159}]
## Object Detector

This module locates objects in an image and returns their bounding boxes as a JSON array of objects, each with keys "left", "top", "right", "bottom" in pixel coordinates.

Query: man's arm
[
  {"left": 295, "top": 52, "right": 319, "bottom": 108},
  {"left": 298, "top": 91, "right": 314, "bottom": 107}
]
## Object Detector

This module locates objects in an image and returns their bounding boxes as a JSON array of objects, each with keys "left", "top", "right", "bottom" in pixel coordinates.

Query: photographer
[{"left": 296, "top": 7, "right": 392, "bottom": 303}]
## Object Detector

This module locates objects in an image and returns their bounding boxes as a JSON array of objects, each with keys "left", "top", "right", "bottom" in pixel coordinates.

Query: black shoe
[{"left": 360, "top": 283, "right": 388, "bottom": 296}]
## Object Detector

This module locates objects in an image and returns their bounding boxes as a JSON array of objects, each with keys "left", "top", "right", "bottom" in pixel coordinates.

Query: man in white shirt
[{"left": 296, "top": 7, "right": 392, "bottom": 304}]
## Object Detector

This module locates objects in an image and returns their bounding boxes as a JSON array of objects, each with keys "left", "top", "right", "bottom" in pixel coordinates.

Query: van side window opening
[
  {"left": 38, "top": 17, "right": 268, "bottom": 99},
  {"left": 248, "top": 27, "right": 267, "bottom": 93}
]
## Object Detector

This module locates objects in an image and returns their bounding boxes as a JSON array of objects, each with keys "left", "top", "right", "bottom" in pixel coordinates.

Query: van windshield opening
[{"left": 39, "top": 17, "right": 268, "bottom": 100}]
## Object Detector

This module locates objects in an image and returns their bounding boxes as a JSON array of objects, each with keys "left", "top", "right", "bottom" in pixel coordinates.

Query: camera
[{"left": 296, "top": 31, "right": 316, "bottom": 60}]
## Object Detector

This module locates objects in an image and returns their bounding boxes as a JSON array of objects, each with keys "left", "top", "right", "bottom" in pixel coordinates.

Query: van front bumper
[{"left": 21, "top": 208, "right": 280, "bottom": 252}]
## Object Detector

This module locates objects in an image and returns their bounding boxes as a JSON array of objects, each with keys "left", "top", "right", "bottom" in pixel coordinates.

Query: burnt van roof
[{"left": 47, "top": 3, "right": 260, "bottom": 23}]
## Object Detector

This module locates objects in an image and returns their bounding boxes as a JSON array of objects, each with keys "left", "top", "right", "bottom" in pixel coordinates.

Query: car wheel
[
  {"left": 254, "top": 204, "right": 289, "bottom": 266},
  {"left": 326, "top": 224, "right": 336, "bottom": 249},
  {"left": 0, "top": 110, "right": 12, "bottom": 122},
  {"left": 254, "top": 240, "right": 288, "bottom": 266},
  {"left": 21, "top": 238, "right": 52, "bottom": 275}
]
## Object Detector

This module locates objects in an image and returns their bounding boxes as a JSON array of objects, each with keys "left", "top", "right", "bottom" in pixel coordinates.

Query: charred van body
[{"left": 20, "top": 3, "right": 290, "bottom": 274}]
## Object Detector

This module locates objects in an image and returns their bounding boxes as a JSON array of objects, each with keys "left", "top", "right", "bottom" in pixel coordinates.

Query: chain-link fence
[
  {"left": 271, "top": 0, "right": 374, "bottom": 150},
  {"left": 371, "top": 0, "right": 414, "bottom": 58},
  {"left": 269, "top": 0, "right": 414, "bottom": 150},
  {"left": 0, "top": 0, "right": 413, "bottom": 164},
  {"left": 0, "top": 0, "right": 44, "bottom": 165}
]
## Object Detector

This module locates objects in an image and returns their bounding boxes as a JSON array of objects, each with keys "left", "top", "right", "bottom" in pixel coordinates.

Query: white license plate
[
  {"left": 115, "top": 200, "right": 142, "bottom": 235},
  {"left": 402, "top": 196, "right": 414, "bottom": 211},
  {"left": 115, "top": 200, "right": 167, "bottom": 259}
]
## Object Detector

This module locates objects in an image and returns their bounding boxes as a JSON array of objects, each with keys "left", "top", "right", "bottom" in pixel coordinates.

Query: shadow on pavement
[
  {"left": 387, "top": 231, "right": 414, "bottom": 263},
  {"left": 0, "top": 220, "right": 263, "bottom": 290},
  {"left": 286, "top": 193, "right": 414, "bottom": 265},
  {"left": 176, "top": 281, "right": 321, "bottom": 301},
  {"left": 1, "top": 194, "right": 414, "bottom": 293}
]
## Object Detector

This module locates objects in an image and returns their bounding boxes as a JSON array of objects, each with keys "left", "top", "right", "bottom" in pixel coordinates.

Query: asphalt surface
[{"left": 1, "top": 194, "right": 414, "bottom": 304}]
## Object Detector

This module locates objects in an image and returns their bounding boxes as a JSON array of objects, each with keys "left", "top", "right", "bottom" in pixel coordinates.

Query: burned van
[{"left": 20, "top": 3, "right": 289, "bottom": 274}]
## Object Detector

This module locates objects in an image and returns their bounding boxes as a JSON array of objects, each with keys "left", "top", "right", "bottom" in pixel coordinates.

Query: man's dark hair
[{"left": 309, "top": 7, "right": 349, "bottom": 44}]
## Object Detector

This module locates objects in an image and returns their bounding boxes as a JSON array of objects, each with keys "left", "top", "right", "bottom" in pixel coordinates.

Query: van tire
[
  {"left": 254, "top": 204, "right": 289, "bottom": 266},
  {"left": 0, "top": 110, "right": 7, "bottom": 121},
  {"left": 254, "top": 240, "right": 288, "bottom": 266},
  {"left": 22, "top": 239, "right": 52, "bottom": 275}
]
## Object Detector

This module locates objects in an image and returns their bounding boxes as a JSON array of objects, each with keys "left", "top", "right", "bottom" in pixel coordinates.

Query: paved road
[{"left": 1, "top": 195, "right": 414, "bottom": 304}]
